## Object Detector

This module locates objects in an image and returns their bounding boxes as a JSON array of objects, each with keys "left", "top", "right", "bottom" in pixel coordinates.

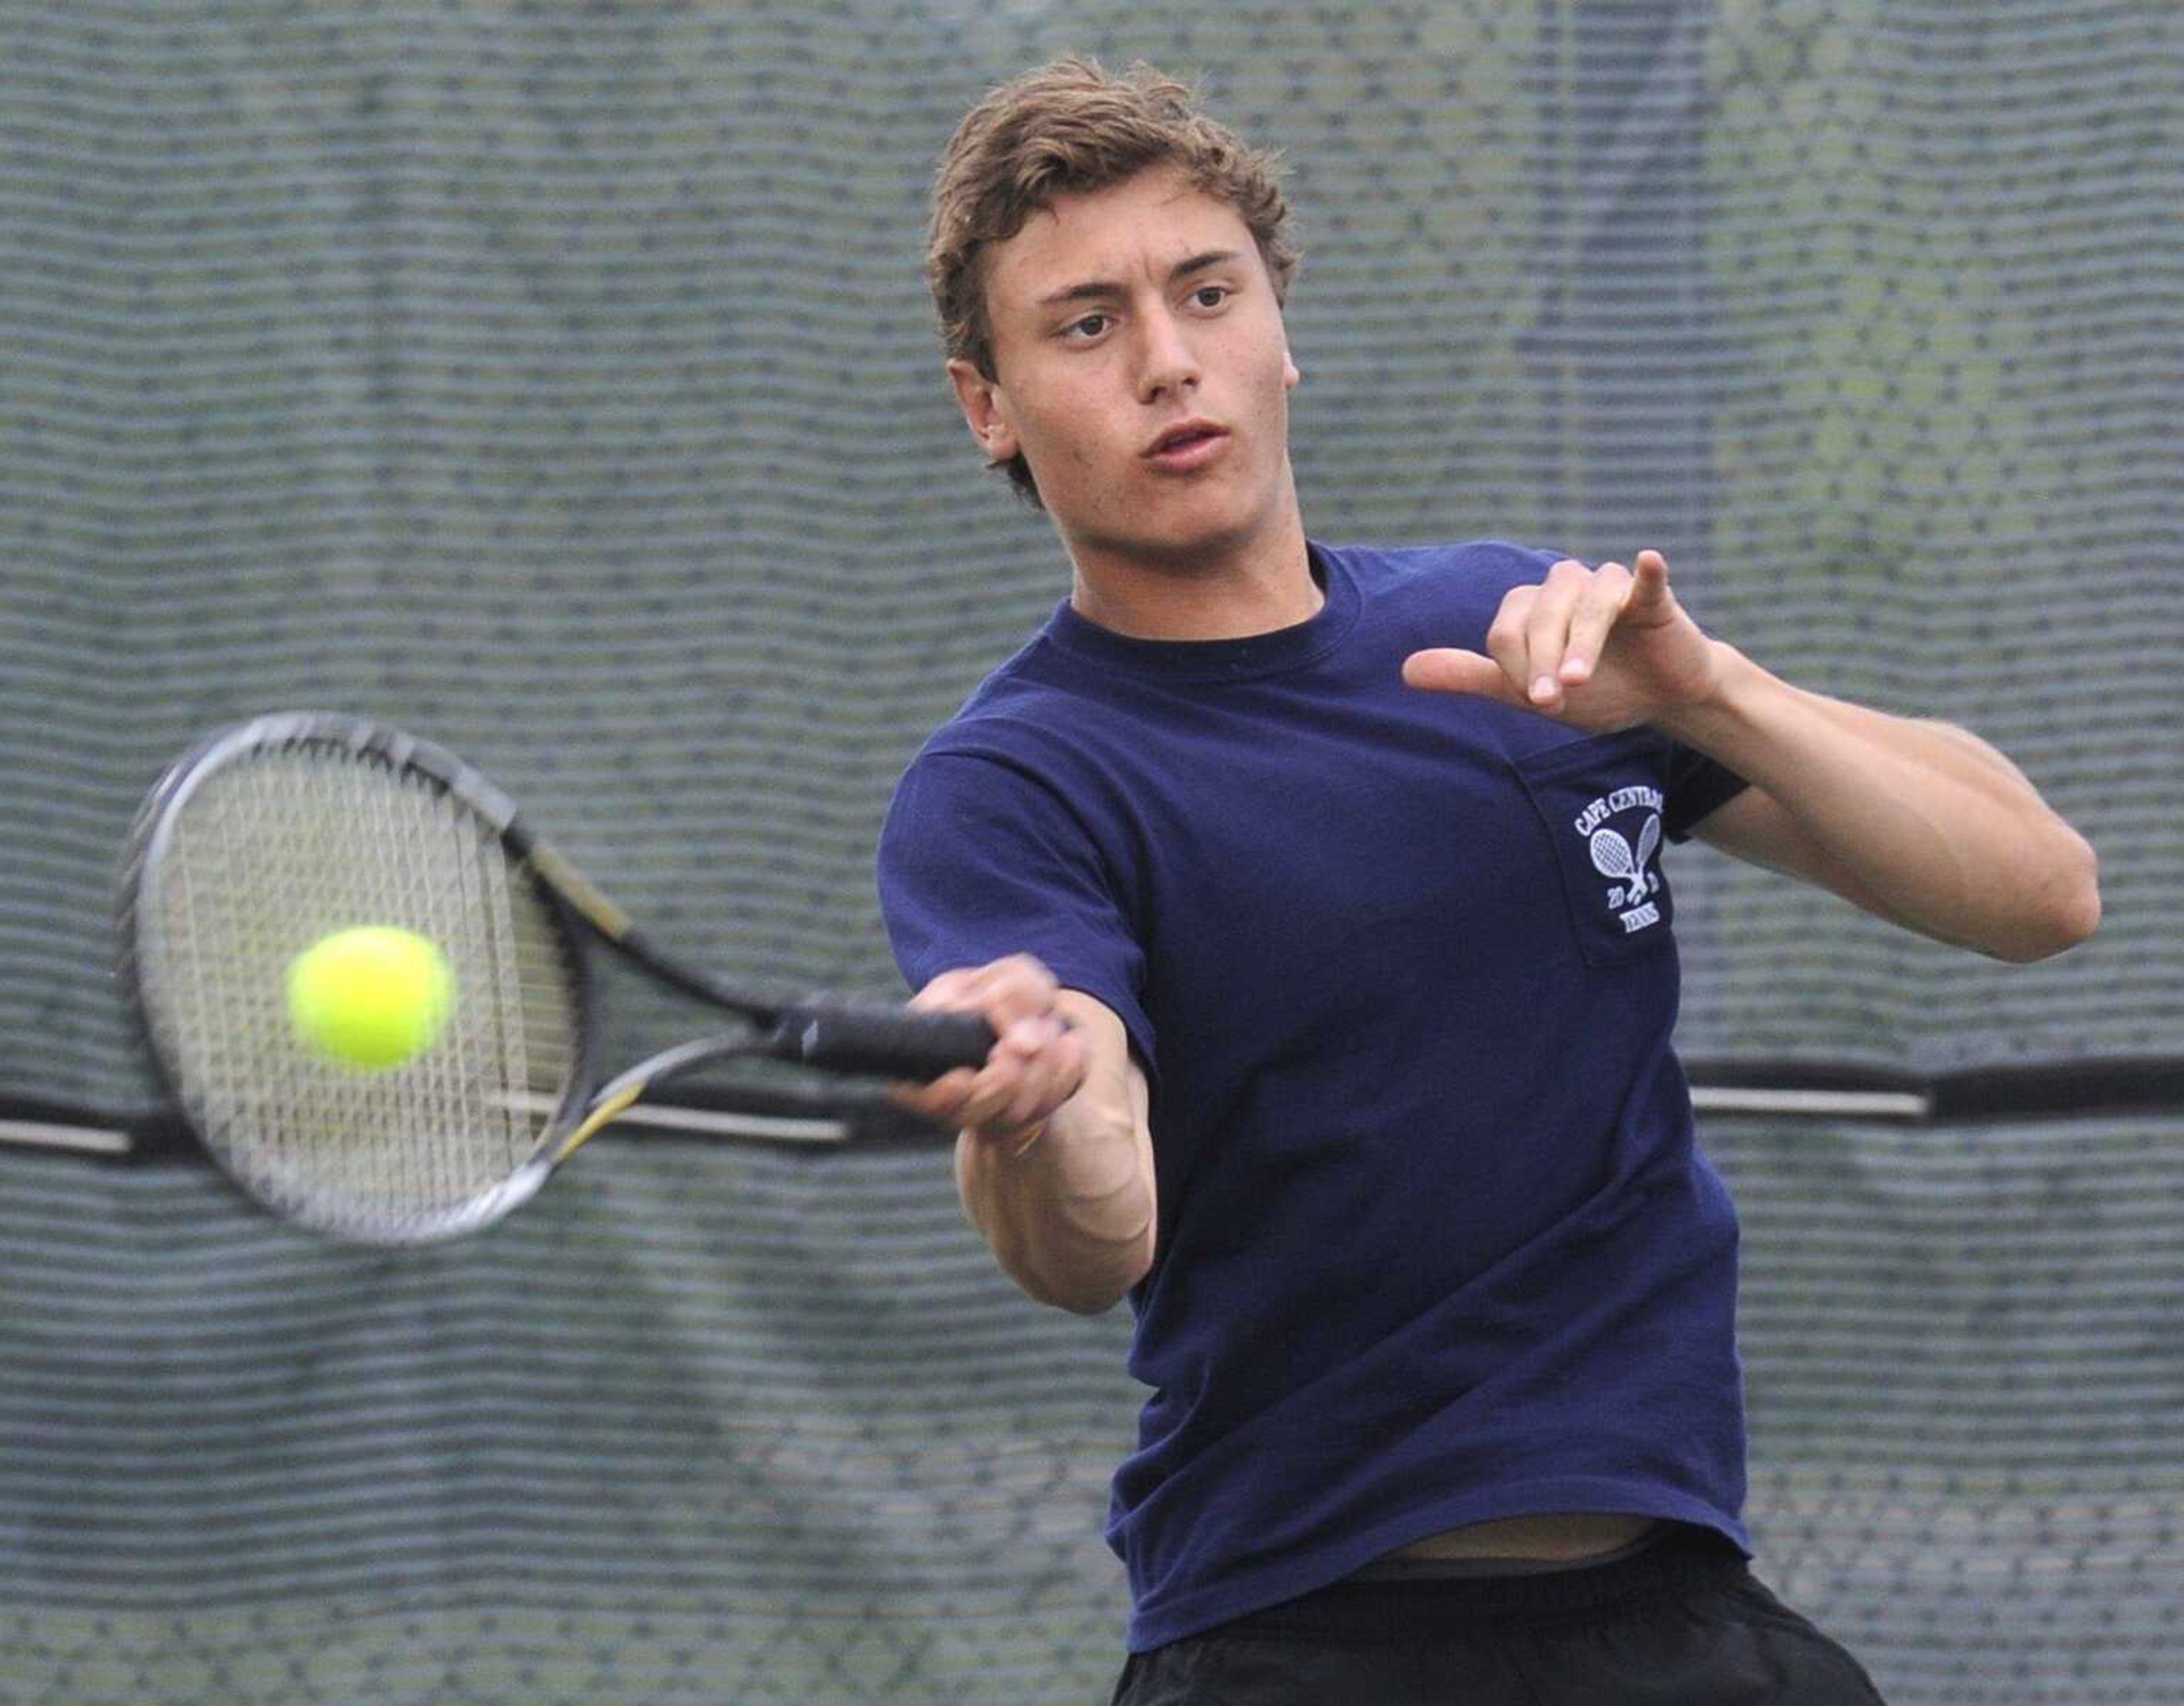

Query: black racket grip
[{"left": 777, "top": 1003, "right": 996, "bottom": 1080}]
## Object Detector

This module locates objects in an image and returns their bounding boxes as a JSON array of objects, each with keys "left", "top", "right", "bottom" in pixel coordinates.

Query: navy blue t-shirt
[{"left": 876, "top": 540, "right": 1755, "bottom": 1651}]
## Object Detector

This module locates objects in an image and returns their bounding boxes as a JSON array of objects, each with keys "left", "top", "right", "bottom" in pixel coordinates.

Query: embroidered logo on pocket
[
  {"left": 1512, "top": 731, "right": 1678, "bottom": 967},
  {"left": 1573, "top": 787, "right": 1665, "bottom": 938}
]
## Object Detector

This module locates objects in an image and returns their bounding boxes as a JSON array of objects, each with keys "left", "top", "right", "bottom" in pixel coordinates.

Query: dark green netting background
[{"left": 1, "top": 3, "right": 2178, "bottom": 1701}]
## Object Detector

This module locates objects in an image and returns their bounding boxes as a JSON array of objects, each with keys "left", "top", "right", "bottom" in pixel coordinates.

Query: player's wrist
[{"left": 1652, "top": 639, "right": 1755, "bottom": 742}]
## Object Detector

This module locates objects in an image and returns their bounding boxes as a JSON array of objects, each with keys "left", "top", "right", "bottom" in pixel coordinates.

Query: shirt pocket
[{"left": 1511, "top": 730, "right": 1680, "bottom": 968}]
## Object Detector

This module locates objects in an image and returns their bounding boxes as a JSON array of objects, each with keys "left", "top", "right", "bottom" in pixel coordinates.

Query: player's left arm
[{"left": 1403, "top": 550, "right": 2102, "bottom": 963}]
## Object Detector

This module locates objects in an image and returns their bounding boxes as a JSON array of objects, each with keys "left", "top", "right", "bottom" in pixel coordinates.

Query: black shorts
[{"left": 1110, "top": 1527, "right": 1887, "bottom": 1705}]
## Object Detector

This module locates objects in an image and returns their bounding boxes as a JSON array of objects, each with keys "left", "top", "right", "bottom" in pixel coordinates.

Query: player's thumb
[
  {"left": 1401, "top": 647, "right": 1517, "bottom": 702},
  {"left": 1629, "top": 549, "right": 1672, "bottom": 608}
]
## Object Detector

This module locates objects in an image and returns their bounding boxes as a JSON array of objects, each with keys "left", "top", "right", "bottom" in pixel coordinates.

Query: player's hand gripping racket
[{"left": 115, "top": 711, "right": 993, "bottom": 1244}]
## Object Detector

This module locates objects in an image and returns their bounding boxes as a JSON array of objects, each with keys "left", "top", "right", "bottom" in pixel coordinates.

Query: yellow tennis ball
[{"left": 286, "top": 926, "right": 453, "bottom": 1070}]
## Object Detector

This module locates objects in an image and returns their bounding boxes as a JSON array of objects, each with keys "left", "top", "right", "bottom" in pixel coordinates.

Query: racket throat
[{"left": 556, "top": 1034, "right": 769, "bottom": 1160}]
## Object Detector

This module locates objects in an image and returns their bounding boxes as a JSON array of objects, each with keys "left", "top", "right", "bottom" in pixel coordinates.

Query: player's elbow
[
  {"left": 1064, "top": 1246, "right": 1155, "bottom": 1315},
  {"left": 1036, "top": 1277, "right": 1136, "bottom": 1316},
  {"left": 1991, "top": 829, "right": 2102, "bottom": 962},
  {"left": 1016, "top": 1229, "right": 1153, "bottom": 1315}
]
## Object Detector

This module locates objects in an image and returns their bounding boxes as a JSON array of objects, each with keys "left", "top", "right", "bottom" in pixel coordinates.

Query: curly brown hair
[{"left": 926, "top": 57, "right": 1300, "bottom": 506}]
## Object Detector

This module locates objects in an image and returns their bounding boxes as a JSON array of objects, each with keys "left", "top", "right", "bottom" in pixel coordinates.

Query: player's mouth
[{"left": 1141, "top": 419, "right": 1229, "bottom": 471}]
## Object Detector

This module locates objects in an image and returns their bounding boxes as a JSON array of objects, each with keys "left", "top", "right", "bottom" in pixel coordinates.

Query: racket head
[{"left": 117, "top": 712, "right": 601, "bottom": 1243}]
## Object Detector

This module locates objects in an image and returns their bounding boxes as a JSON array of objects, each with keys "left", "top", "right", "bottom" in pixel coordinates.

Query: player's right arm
[{"left": 897, "top": 956, "right": 1155, "bottom": 1315}]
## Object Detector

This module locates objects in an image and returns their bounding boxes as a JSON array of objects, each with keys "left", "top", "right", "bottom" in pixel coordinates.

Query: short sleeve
[
  {"left": 876, "top": 750, "right": 1156, "bottom": 1074},
  {"left": 1662, "top": 739, "right": 1749, "bottom": 842}
]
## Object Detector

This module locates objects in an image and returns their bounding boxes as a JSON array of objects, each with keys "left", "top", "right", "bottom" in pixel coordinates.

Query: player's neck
[{"left": 1065, "top": 510, "right": 1318, "bottom": 643}]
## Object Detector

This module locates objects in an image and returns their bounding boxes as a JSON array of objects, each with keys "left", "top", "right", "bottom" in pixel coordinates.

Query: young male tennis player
[{"left": 877, "top": 57, "right": 2099, "bottom": 1705}]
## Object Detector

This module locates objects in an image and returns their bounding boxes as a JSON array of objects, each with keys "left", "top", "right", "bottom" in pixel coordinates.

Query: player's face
[{"left": 952, "top": 167, "right": 1302, "bottom": 578}]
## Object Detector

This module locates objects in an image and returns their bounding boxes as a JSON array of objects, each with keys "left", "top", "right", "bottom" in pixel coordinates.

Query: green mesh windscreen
[{"left": 1, "top": 3, "right": 2178, "bottom": 1702}]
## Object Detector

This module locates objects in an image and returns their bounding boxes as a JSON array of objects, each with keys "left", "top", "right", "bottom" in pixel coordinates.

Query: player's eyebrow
[{"left": 1037, "top": 250, "right": 1241, "bottom": 308}]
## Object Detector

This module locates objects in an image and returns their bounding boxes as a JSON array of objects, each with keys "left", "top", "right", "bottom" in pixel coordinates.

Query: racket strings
[{"left": 139, "top": 743, "right": 582, "bottom": 1239}]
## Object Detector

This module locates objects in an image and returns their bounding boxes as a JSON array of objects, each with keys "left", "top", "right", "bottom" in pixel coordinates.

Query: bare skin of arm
[
  {"left": 1403, "top": 549, "right": 2100, "bottom": 960},
  {"left": 895, "top": 958, "right": 1153, "bottom": 1315}
]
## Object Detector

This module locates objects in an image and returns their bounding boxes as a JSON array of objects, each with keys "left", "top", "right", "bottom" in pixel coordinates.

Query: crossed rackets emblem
[{"left": 1589, "top": 811, "right": 1662, "bottom": 911}]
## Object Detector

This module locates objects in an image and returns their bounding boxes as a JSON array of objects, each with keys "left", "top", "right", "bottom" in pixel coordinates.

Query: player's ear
[
  {"left": 948, "top": 359, "right": 1019, "bottom": 463},
  {"left": 1282, "top": 346, "right": 1300, "bottom": 390}
]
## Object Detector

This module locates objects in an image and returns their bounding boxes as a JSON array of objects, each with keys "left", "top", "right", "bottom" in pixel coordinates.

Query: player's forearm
[
  {"left": 956, "top": 1059, "right": 1155, "bottom": 1316},
  {"left": 1660, "top": 643, "right": 2100, "bottom": 961}
]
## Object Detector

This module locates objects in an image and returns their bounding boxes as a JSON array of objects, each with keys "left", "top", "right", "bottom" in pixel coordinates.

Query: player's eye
[
  {"left": 1189, "top": 285, "right": 1231, "bottom": 309},
  {"left": 1062, "top": 312, "right": 1111, "bottom": 340}
]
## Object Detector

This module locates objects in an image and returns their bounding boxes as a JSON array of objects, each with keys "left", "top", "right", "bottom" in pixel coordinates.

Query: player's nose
[{"left": 1135, "top": 309, "right": 1200, "bottom": 403}]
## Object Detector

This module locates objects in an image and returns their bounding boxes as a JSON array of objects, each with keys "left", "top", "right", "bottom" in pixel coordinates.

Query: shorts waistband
[{"left": 1217, "top": 1525, "right": 1746, "bottom": 1639}]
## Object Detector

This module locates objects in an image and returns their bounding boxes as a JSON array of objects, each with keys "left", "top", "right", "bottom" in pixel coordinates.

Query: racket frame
[
  {"left": 116, "top": 712, "right": 606, "bottom": 1239},
  {"left": 116, "top": 710, "right": 989, "bottom": 1242}
]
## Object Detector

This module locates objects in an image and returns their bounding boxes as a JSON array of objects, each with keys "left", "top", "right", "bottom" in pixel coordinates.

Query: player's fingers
[
  {"left": 910, "top": 954, "right": 1059, "bottom": 1034},
  {"left": 983, "top": 1067, "right": 1065, "bottom": 1137},
  {"left": 942, "top": 1016, "right": 1041, "bottom": 1124},
  {"left": 1627, "top": 549, "right": 1672, "bottom": 614},
  {"left": 965, "top": 954, "right": 1060, "bottom": 1031},
  {"left": 1482, "top": 581, "right": 1540, "bottom": 697},
  {"left": 1021, "top": 1022, "right": 1089, "bottom": 1115},
  {"left": 924, "top": 1047, "right": 1011, "bottom": 1127},
  {"left": 1400, "top": 647, "right": 1525, "bottom": 704},
  {"left": 1404, "top": 579, "right": 1539, "bottom": 702},
  {"left": 889, "top": 990, "right": 1040, "bottom": 1121},
  {"left": 1560, "top": 560, "right": 1633, "bottom": 685},
  {"left": 1523, "top": 561, "right": 1591, "bottom": 706},
  {"left": 907, "top": 966, "right": 982, "bottom": 1012},
  {"left": 915, "top": 955, "right": 1055, "bottom": 1005},
  {"left": 886, "top": 1063, "right": 984, "bottom": 1123},
  {"left": 957, "top": 1063, "right": 1048, "bottom": 1134},
  {"left": 969, "top": 1015, "right": 1084, "bottom": 1134},
  {"left": 1050, "top": 1025, "right": 1089, "bottom": 1102},
  {"left": 988, "top": 1007, "right": 1068, "bottom": 1065}
]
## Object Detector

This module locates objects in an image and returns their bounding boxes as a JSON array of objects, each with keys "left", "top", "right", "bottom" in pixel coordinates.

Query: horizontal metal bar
[
  {"left": 1691, "top": 1086, "right": 1931, "bottom": 1120},
  {"left": 0, "top": 1117, "right": 134, "bottom": 1155}
]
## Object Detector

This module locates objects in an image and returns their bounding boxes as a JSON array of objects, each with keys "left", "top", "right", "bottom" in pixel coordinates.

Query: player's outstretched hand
[
  {"left": 1401, "top": 549, "right": 1725, "bottom": 732},
  {"left": 893, "top": 954, "right": 1087, "bottom": 1145}
]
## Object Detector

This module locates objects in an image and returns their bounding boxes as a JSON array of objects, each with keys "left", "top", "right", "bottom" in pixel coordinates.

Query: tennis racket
[{"left": 115, "top": 710, "right": 992, "bottom": 1244}]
